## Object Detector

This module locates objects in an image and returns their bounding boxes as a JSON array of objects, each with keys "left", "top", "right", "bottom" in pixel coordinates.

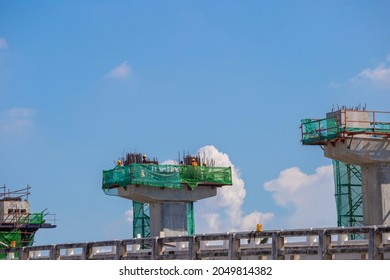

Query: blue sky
[{"left": 1, "top": 1, "right": 390, "bottom": 245}]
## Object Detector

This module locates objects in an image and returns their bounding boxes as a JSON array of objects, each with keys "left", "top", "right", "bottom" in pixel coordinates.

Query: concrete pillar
[
  {"left": 318, "top": 230, "right": 332, "bottom": 260},
  {"left": 188, "top": 236, "right": 200, "bottom": 260},
  {"left": 149, "top": 202, "right": 188, "bottom": 237},
  {"left": 368, "top": 227, "right": 384, "bottom": 260},
  {"left": 271, "top": 232, "right": 284, "bottom": 260},
  {"left": 228, "top": 233, "right": 240, "bottom": 260},
  {"left": 361, "top": 163, "right": 390, "bottom": 225}
]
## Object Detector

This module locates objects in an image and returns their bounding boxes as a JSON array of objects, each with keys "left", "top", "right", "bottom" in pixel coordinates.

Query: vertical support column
[
  {"left": 150, "top": 202, "right": 188, "bottom": 237},
  {"left": 18, "top": 247, "right": 29, "bottom": 260},
  {"left": 368, "top": 227, "right": 383, "bottom": 260},
  {"left": 115, "top": 240, "right": 126, "bottom": 260},
  {"left": 152, "top": 237, "right": 163, "bottom": 260},
  {"left": 271, "top": 232, "right": 284, "bottom": 260},
  {"left": 50, "top": 245, "right": 59, "bottom": 260},
  {"left": 361, "top": 163, "right": 390, "bottom": 226},
  {"left": 83, "top": 243, "right": 93, "bottom": 260},
  {"left": 188, "top": 236, "right": 199, "bottom": 260},
  {"left": 318, "top": 230, "right": 332, "bottom": 260},
  {"left": 228, "top": 233, "right": 240, "bottom": 260}
]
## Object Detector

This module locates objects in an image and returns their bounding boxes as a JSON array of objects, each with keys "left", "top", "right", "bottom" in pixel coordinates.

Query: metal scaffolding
[{"left": 332, "top": 160, "right": 363, "bottom": 239}]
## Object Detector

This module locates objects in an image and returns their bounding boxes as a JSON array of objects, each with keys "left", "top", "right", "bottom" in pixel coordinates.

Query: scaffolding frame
[{"left": 333, "top": 160, "right": 363, "bottom": 239}]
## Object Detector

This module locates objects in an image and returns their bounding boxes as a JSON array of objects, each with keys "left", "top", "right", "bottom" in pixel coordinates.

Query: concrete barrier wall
[{"left": 2, "top": 226, "right": 390, "bottom": 260}]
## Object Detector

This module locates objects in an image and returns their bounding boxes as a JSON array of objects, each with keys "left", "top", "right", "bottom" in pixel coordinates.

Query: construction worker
[
  {"left": 142, "top": 154, "right": 148, "bottom": 164},
  {"left": 191, "top": 158, "right": 198, "bottom": 168},
  {"left": 117, "top": 160, "right": 123, "bottom": 167}
]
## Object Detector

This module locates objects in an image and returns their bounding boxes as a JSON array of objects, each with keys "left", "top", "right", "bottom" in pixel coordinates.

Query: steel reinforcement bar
[{"left": 1, "top": 226, "right": 390, "bottom": 260}]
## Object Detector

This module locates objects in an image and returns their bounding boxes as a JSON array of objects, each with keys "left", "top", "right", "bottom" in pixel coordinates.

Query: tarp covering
[
  {"left": 102, "top": 164, "right": 232, "bottom": 194},
  {"left": 130, "top": 164, "right": 182, "bottom": 188}
]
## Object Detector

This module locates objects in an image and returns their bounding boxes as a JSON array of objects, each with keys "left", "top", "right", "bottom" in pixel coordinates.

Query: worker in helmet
[
  {"left": 142, "top": 154, "right": 148, "bottom": 164},
  {"left": 191, "top": 158, "right": 198, "bottom": 179},
  {"left": 117, "top": 159, "right": 123, "bottom": 167}
]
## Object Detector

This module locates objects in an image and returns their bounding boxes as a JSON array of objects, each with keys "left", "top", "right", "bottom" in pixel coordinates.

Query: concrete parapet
[{"left": 3, "top": 226, "right": 390, "bottom": 260}]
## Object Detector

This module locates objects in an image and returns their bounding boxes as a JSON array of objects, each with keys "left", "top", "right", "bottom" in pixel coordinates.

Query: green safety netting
[
  {"left": 133, "top": 201, "right": 150, "bottom": 238},
  {"left": 301, "top": 118, "right": 341, "bottom": 144},
  {"left": 17, "top": 213, "right": 44, "bottom": 225},
  {"left": 344, "top": 122, "right": 390, "bottom": 134},
  {"left": 180, "top": 165, "right": 232, "bottom": 189},
  {"left": 0, "top": 231, "right": 22, "bottom": 259},
  {"left": 0, "top": 230, "right": 36, "bottom": 259},
  {"left": 375, "top": 122, "right": 390, "bottom": 132},
  {"left": 186, "top": 202, "right": 194, "bottom": 235},
  {"left": 302, "top": 117, "right": 390, "bottom": 145},
  {"left": 333, "top": 160, "right": 363, "bottom": 240},
  {"left": 102, "top": 164, "right": 232, "bottom": 194},
  {"left": 130, "top": 164, "right": 182, "bottom": 188}
]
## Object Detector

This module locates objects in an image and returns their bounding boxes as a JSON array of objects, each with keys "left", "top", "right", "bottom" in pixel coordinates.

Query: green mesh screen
[
  {"left": 375, "top": 122, "right": 390, "bottom": 132},
  {"left": 0, "top": 230, "right": 37, "bottom": 259},
  {"left": 102, "top": 164, "right": 232, "bottom": 193},
  {"left": 186, "top": 202, "right": 194, "bottom": 235},
  {"left": 133, "top": 201, "right": 150, "bottom": 238},
  {"left": 0, "top": 231, "right": 22, "bottom": 259},
  {"left": 17, "top": 213, "right": 44, "bottom": 225},
  {"left": 102, "top": 166, "right": 132, "bottom": 190},
  {"left": 180, "top": 165, "right": 232, "bottom": 189},
  {"left": 301, "top": 118, "right": 341, "bottom": 144},
  {"left": 130, "top": 164, "right": 182, "bottom": 188},
  {"left": 333, "top": 160, "right": 363, "bottom": 239}
]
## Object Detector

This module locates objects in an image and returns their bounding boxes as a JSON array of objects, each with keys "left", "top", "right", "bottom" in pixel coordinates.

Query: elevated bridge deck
[{"left": 1, "top": 225, "right": 390, "bottom": 260}]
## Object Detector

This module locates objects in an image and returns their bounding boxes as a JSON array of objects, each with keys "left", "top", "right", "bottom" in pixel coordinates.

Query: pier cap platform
[
  {"left": 102, "top": 158, "right": 233, "bottom": 202},
  {"left": 102, "top": 152, "right": 233, "bottom": 237},
  {"left": 300, "top": 108, "right": 390, "bottom": 226}
]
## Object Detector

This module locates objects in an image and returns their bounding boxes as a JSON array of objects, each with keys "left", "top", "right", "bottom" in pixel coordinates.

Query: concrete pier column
[
  {"left": 149, "top": 202, "right": 188, "bottom": 237},
  {"left": 361, "top": 163, "right": 390, "bottom": 225}
]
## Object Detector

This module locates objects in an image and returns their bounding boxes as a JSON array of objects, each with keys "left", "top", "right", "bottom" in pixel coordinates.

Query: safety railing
[
  {"left": 300, "top": 118, "right": 341, "bottom": 145},
  {"left": 301, "top": 110, "right": 390, "bottom": 145},
  {"left": 341, "top": 110, "right": 390, "bottom": 135}
]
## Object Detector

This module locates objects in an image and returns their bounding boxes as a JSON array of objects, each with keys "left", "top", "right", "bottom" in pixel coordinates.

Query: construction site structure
[
  {"left": 301, "top": 108, "right": 390, "bottom": 227},
  {"left": 332, "top": 160, "right": 363, "bottom": 239},
  {"left": 0, "top": 185, "right": 56, "bottom": 259},
  {"left": 102, "top": 152, "right": 232, "bottom": 238}
]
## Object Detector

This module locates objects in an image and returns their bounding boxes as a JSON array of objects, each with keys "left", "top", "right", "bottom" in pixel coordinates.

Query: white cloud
[
  {"left": 0, "top": 107, "right": 36, "bottom": 133},
  {"left": 125, "top": 208, "right": 133, "bottom": 223},
  {"left": 264, "top": 165, "right": 336, "bottom": 228},
  {"left": 195, "top": 145, "right": 274, "bottom": 233},
  {"left": 106, "top": 61, "right": 132, "bottom": 79},
  {"left": 351, "top": 54, "right": 390, "bottom": 89},
  {"left": 161, "top": 159, "right": 177, "bottom": 165},
  {"left": 0, "top": 37, "right": 8, "bottom": 49}
]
